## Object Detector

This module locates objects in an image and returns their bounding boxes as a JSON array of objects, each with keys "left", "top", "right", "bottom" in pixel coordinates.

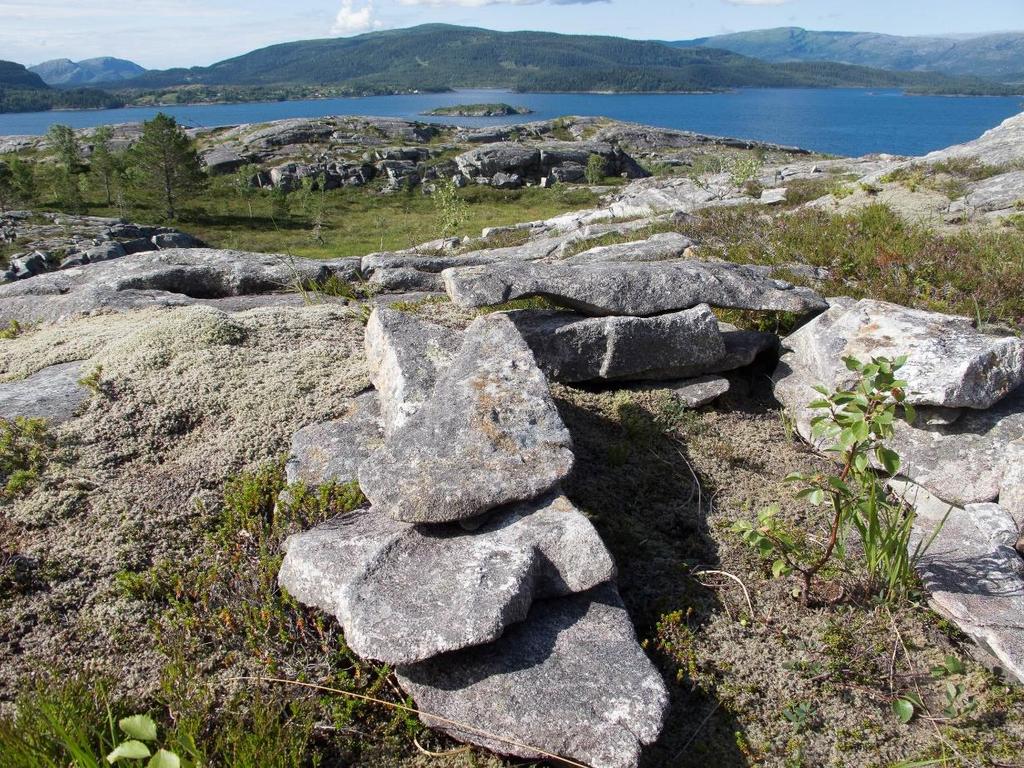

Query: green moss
[{"left": 0, "top": 416, "right": 52, "bottom": 498}]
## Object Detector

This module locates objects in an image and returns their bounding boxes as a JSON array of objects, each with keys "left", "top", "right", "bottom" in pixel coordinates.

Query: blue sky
[{"left": 2, "top": 0, "right": 1022, "bottom": 69}]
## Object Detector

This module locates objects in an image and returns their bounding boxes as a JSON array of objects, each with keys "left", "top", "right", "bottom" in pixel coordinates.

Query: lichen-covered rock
[
  {"left": 0, "top": 361, "right": 88, "bottom": 424},
  {"left": 507, "top": 304, "right": 726, "bottom": 382},
  {"left": 284, "top": 391, "right": 383, "bottom": 488},
  {"left": 443, "top": 259, "right": 828, "bottom": 317},
  {"left": 778, "top": 298, "right": 1024, "bottom": 409},
  {"left": 396, "top": 583, "right": 668, "bottom": 768},
  {"left": 559, "top": 232, "right": 693, "bottom": 265},
  {"left": 358, "top": 313, "right": 573, "bottom": 523},
  {"left": 363, "top": 307, "right": 462, "bottom": 436},
  {"left": 279, "top": 493, "right": 615, "bottom": 664}
]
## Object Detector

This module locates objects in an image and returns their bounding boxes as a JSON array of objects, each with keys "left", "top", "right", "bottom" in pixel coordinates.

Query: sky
[{"left": 2, "top": 0, "right": 1023, "bottom": 70}]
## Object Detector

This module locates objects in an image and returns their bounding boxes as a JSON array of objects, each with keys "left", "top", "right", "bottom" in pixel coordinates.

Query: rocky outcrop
[
  {"left": 358, "top": 314, "right": 574, "bottom": 523},
  {"left": 279, "top": 493, "right": 615, "bottom": 664},
  {"left": 454, "top": 140, "right": 649, "bottom": 188},
  {"left": 1, "top": 212, "right": 205, "bottom": 283},
  {"left": 773, "top": 299, "right": 1024, "bottom": 507},
  {"left": 0, "top": 248, "right": 353, "bottom": 324},
  {"left": 443, "top": 259, "right": 828, "bottom": 316},
  {"left": 922, "top": 111, "right": 1024, "bottom": 167}
]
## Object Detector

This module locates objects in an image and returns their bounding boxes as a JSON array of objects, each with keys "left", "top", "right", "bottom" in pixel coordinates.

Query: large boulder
[
  {"left": 363, "top": 308, "right": 462, "bottom": 436},
  {"left": 0, "top": 361, "right": 88, "bottom": 425},
  {"left": 964, "top": 170, "right": 1024, "bottom": 213},
  {"left": 358, "top": 313, "right": 574, "bottom": 523},
  {"left": 507, "top": 304, "right": 726, "bottom": 382},
  {"left": 455, "top": 143, "right": 541, "bottom": 179},
  {"left": 443, "top": 259, "right": 828, "bottom": 317},
  {"left": 284, "top": 391, "right": 383, "bottom": 488},
  {"left": 279, "top": 493, "right": 615, "bottom": 664},
  {"left": 396, "top": 583, "right": 669, "bottom": 768},
  {"left": 777, "top": 298, "right": 1024, "bottom": 409}
]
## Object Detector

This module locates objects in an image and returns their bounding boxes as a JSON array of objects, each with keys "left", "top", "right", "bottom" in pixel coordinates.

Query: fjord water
[{"left": 1, "top": 88, "right": 1021, "bottom": 157}]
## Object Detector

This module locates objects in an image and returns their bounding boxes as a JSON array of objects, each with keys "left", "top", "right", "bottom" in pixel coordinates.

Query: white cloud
[
  {"left": 332, "top": 0, "right": 382, "bottom": 34},
  {"left": 398, "top": 0, "right": 606, "bottom": 6}
]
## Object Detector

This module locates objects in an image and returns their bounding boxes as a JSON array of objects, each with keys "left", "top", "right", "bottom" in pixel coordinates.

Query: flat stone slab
[
  {"left": 0, "top": 249, "right": 352, "bottom": 324},
  {"left": 893, "top": 478, "right": 1024, "bottom": 683},
  {"left": 284, "top": 391, "right": 383, "bottom": 488},
  {"left": 560, "top": 232, "right": 694, "bottom": 265},
  {"left": 279, "top": 494, "right": 615, "bottom": 664},
  {"left": 442, "top": 259, "right": 828, "bottom": 317},
  {"left": 359, "top": 313, "right": 574, "bottom": 523},
  {"left": 0, "top": 361, "right": 88, "bottom": 425},
  {"left": 662, "top": 375, "right": 731, "bottom": 407},
  {"left": 781, "top": 298, "right": 1024, "bottom": 409},
  {"left": 396, "top": 583, "right": 668, "bottom": 768},
  {"left": 364, "top": 307, "right": 462, "bottom": 436},
  {"left": 368, "top": 267, "right": 445, "bottom": 294},
  {"left": 507, "top": 304, "right": 725, "bottom": 382}
]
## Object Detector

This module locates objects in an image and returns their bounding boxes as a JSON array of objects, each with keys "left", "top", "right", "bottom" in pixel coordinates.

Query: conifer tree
[{"left": 129, "top": 113, "right": 205, "bottom": 220}]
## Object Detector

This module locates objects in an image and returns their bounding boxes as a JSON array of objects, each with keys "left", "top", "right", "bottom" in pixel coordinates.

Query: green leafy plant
[
  {"left": 585, "top": 153, "right": 606, "bottom": 185},
  {"left": 107, "top": 714, "right": 183, "bottom": 767},
  {"left": 735, "top": 356, "right": 934, "bottom": 604},
  {"left": 782, "top": 701, "right": 818, "bottom": 732},
  {"left": 433, "top": 178, "right": 468, "bottom": 236},
  {"left": 728, "top": 154, "right": 764, "bottom": 188}
]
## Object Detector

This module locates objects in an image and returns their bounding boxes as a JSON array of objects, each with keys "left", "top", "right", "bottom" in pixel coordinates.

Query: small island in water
[{"left": 423, "top": 102, "right": 534, "bottom": 117}]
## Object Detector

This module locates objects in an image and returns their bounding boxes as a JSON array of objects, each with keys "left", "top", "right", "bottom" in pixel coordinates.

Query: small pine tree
[
  {"left": 90, "top": 125, "right": 120, "bottom": 207},
  {"left": 128, "top": 114, "right": 205, "bottom": 220},
  {"left": 585, "top": 153, "right": 606, "bottom": 185},
  {"left": 46, "top": 123, "right": 84, "bottom": 211}
]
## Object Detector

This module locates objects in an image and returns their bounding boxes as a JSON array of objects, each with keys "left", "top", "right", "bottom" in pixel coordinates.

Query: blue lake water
[{"left": 1, "top": 88, "right": 1021, "bottom": 157}]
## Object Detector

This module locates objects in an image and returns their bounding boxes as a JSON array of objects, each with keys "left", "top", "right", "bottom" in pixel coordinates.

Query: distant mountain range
[
  {"left": 29, "top": 57, "right": 147, "bottom": 86},
  {"left": 670, "top": 27, "right": 1024, "bottom": 82},
  {"left": 121, "top": 24, "right": 1015, "bottom": 95}
]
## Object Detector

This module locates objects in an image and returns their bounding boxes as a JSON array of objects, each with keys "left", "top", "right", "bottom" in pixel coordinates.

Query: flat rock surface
[
  {"left": 443, "top": 259, "right": 828, "bottom": 317},
  {"left": 284, "top": 391, "right": 383, "bottom": 488},
  {"left": 363, "top": 308, "right": 462, "bottom": 435},
  {"left": 0, "top": 361, "right": 88, "bottom": 424},
  {"left": 559, "top": 232, "right": 693, "bottom": 265},
  {"left": 279, "top": 494, "right": 615, "bottom": 664},
  {"left": 782, "top": 298, "right": 1024, "bottom": 409},
  {"left": 0, "top": 249, "right": 348, "bottom": 324},
  {"left": 507, "top": 304, "right": 726, "bottom": 382},
  {"left": 396, "top": 583, "right": 668, "bottom": 768},
  {"left": 894, "top": 479, "right": 1024, "bottom": 683},
  {"left": 359, "top": 313, "right": 574, "bottom": 522}
]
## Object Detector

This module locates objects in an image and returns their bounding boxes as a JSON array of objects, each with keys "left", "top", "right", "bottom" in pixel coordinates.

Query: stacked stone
[{"left": 280, "top": 307, "right": 669, "bottom": 768}]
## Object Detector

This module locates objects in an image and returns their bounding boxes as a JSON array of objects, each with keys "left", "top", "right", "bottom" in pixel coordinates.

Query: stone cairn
[{"left": 278, "top": 258, "right": 828, "bottom": 767}]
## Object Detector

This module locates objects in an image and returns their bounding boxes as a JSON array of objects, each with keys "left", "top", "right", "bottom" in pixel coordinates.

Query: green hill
[
  {"left": 125, "top": 24, "right": 1016, "bottom": 95},
  {"left": 670, "top": 27, "right": 1024, "bottom": 83},
  {"left": 0, "top": 59, "right": 125, "bottom": 114}
]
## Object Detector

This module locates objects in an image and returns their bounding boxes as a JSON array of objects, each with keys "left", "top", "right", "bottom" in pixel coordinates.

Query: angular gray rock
[
  {"left": 396, "top": 583, "right": 669, "bottom": 768},
  {"left": 367, "top": 267, "right": 445, "bottom": 293},
  {"left": 779, "top": 298, "right": 1024, "bottom": 410},
  {"left": 662, "top": 374, "right": 731, "bottom": 407},
  {"left": 358, "top": 313, "right": 574, "bottom": 523},
  {"left": 363, "top": 307, "right": 462, "bottom": 436},
  {"left": 507, "top": 304, "right": 726, "bottom": 382},
  {"left": 893, "top": 478, "right": 1024, "bottom": 683},
  {"left": 443, "top": 259, "right": 828, "bottom": 317},
  {"left": 279, "top": 493, "right": 615, "bottom": 664},
  {"left": 284, "top": 391, "right": 383, "bottom": 488},
  {"left": 999, "top": 440, "right": 1024, "bottom": 528},
  {"left": 0, "top": 361, "right": 88, "bottom": 425},
  {"left": 964, "top": 170, "right": 1024, "bottom": 214}
]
